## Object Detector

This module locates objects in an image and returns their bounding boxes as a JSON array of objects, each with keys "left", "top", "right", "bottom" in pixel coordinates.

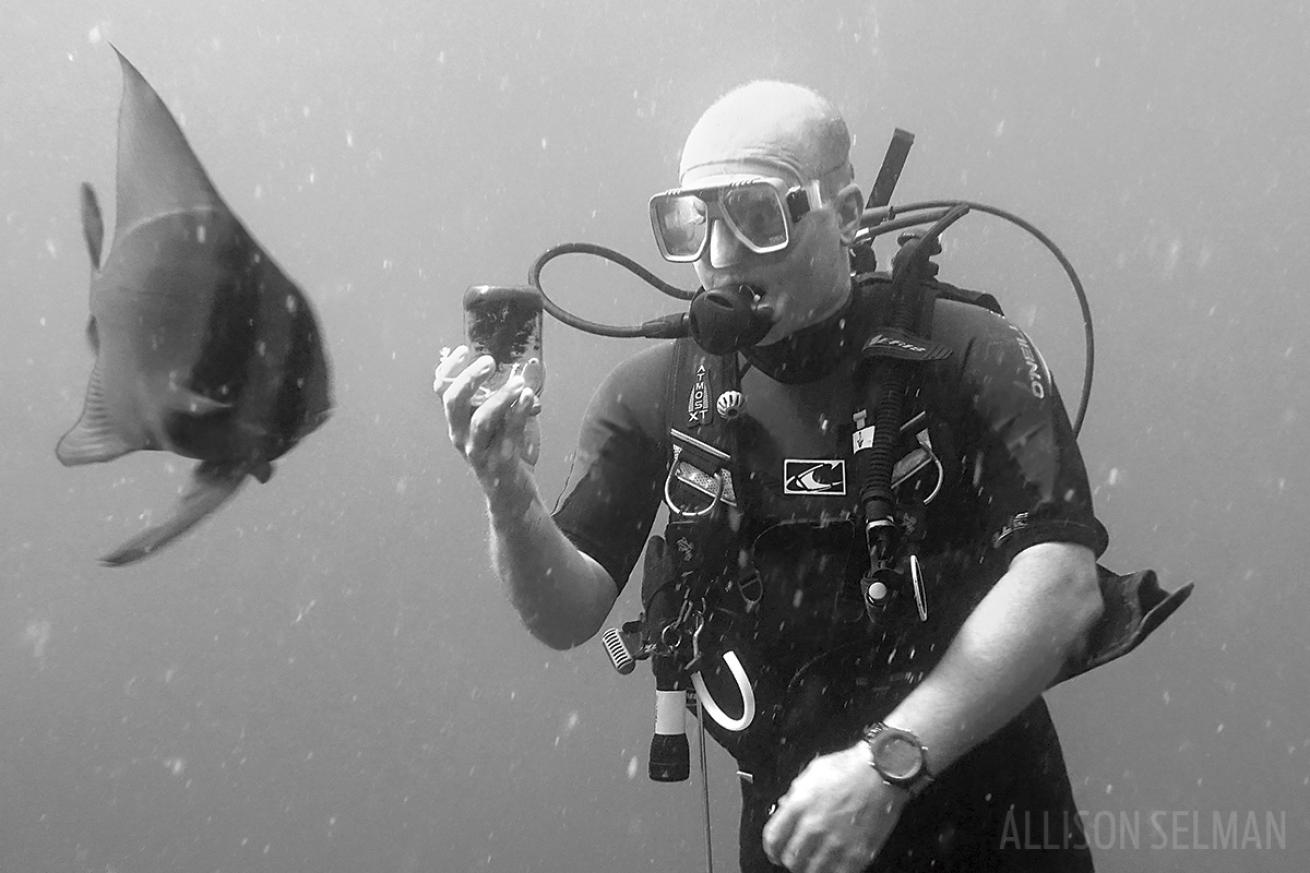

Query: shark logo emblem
[{"left": 783, "top": 459, "right": 846, "bottom": 495}]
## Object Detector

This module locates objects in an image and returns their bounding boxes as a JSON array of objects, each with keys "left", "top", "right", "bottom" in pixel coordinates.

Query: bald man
[{"left": 437, "top": 82, "right": 1105, "bottom": 872}]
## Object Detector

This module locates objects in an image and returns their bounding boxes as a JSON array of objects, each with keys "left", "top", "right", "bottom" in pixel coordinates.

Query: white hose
[{"left": 690, "top": 650, "right": 755, "bottom": 732}]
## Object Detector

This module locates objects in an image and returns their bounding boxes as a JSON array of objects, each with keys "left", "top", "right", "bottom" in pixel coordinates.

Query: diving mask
[{"left": 649, "top": 176, "right": 824, "bottom": 263}]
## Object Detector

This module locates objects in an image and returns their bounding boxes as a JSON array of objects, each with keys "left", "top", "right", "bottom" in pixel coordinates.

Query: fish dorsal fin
[
  {"left": 111, "top": 47, "right": 224, "bottom": 239},
  {"left": 55, "top": 361, "right": 141, "bottom": 466},
  {"left": 80, "top": 182, "right": 104, "bottom": 269}
]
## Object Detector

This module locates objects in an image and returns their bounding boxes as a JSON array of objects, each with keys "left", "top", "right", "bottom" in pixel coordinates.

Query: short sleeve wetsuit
[{"left": 553, "top": 278, "right": 1105, "bottom": 872}]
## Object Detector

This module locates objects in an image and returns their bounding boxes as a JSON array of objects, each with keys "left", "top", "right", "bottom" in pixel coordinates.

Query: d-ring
[{"left": 663, "top": 465, "right": 724, "bottom": 518}]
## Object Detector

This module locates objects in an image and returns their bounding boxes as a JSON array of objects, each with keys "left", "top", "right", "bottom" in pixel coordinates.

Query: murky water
[{"left": 1, "top": 2, "right": 1306, "bottom": 870}]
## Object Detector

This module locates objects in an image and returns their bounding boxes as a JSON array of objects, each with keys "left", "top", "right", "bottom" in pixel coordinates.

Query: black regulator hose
[
  {"left": 528, "top": 242, "right": 695, "bottom": 338},
  {"left": 858, "top": 204, "right": 972, "bottom": 572},
  {"left": 529, "top": 201, "right": 1094, "bottom": 436},
  {"left": 860, "top": 201, "right": 1094, "bottom": 436}
]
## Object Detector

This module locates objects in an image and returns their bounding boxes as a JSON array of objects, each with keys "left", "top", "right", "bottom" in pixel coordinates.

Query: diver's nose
[{"left": 706, "top": 218, "right": 746, "bottom": 268}]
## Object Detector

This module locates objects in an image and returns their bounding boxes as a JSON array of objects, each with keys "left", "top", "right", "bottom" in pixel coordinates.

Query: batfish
[{"left": 57, "top": 48, "right": 332, "bottom": 566}]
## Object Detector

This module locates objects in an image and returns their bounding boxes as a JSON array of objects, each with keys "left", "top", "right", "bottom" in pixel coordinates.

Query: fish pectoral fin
[
  {"left": 252, "top": 461, "right": 274, "bottom": 484},
  {"left": 80, "top": 182, "right": 104, "bottom": 270},
  {"left": 56, "top": 363, "right": 140, "bottom": 466},
  {"left": 99, "top": 460, "right": 251, "bottom": 567},
  {"left": 165, "top": 389, "right": 234, "bottom": 418}
]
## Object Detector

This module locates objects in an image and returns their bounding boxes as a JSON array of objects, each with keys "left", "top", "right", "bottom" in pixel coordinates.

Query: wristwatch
[{"left": 862, "top": 723, "right": 934, "bottom": 797}]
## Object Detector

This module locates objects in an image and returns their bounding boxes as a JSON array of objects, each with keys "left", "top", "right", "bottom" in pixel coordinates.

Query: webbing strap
[{"left": 663, "top": 341, "right": 742, "bottom": 515}]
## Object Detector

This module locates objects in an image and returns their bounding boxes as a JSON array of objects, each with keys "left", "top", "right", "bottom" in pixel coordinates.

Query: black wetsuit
[{"left": 554, "top": 279, "right": 1106, "bottom": 872}]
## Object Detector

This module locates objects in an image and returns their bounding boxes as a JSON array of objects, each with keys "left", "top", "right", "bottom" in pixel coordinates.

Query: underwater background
[{"left": 1, "top": 1, "right": 1306, "bottom": 870}]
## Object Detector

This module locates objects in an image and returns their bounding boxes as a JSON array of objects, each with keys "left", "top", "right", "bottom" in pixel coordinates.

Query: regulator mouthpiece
[{"left": 688, "top": 284, "right": 774, "bottom": 355}]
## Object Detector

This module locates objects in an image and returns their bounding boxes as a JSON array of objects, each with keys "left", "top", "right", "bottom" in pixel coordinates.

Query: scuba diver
[{"left": 435, "top": 81, "right": 1188, "bottom": 873}]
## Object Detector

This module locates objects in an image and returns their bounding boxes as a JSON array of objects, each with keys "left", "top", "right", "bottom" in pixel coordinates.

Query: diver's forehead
[
  {"left": 679, "top": 159, "right": 800, "bottom": 188},
  {"left": 679, "top": 120, "right": 840, "bottom": 188},
  {"left": 680, "top": 128, "right": 808, "bottom": 184}
]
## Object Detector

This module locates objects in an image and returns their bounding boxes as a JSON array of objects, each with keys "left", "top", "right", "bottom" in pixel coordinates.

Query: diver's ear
[{"left": 833, "top": 183, "right": 863, "bottom": 245}]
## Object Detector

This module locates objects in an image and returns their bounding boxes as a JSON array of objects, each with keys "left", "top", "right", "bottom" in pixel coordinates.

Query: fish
[{"left": 56, "top": 48, "right": 332, "bottom": 566}]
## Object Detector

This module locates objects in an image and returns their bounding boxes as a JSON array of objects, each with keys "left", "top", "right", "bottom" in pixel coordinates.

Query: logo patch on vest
[
  {"left": 783, "top": 459, "right": 846, "bottom": 495},
  {"left": 687, "top": 363, "right": 711, "bottom": 427}
]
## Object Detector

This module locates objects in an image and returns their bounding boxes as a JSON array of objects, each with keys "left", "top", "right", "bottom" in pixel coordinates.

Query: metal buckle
[{"left": 664, "top": 430, "right": 737, "bottom": 517}]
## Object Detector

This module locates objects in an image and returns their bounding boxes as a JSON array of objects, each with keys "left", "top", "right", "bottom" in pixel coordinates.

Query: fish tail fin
[
  {"left": 56, "top": 363, "right": 139, "bottom": 466},
  {"left": 80, "top": 182, "right": 104, "bottom": 269},
  {"left": 99, "top": 461, "right": 249, "bottom": 566}
]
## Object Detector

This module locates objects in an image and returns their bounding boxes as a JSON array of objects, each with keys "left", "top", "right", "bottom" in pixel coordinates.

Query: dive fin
[
  {"left": 80, "top": 182, "right": 104, "bottom": 269},
  {"left": 56, "top": 363, "right": 139, "bottom": 465},
  {"left": 1055, "top": 566, "right": 1194, "bottom": 684},
  {"left": 99, "top": 460, "right": 250, "bottom": 566}
]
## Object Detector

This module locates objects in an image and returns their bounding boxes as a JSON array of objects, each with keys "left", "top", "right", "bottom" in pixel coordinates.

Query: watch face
[{"left": 873, "top": 732, "right": 924, "bottom": 782}]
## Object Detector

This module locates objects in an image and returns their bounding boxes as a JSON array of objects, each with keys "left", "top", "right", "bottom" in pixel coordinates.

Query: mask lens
[
  {"left": 653, "top": 194, "right": 709, "bottom": 260},
  {"left": 722, "top": 184, "right": 788, "bottom": 252}
]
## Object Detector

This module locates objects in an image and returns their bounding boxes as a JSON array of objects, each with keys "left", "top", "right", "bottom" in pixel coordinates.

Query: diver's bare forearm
[
  {"left": 486, "top": 463, "right": 617, "bottom": 649},
  {"left": 881, "top": 542, "right": 1102, "bottom": 774}
]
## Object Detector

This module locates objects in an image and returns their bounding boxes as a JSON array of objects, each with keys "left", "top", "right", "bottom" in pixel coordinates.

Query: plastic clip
[{"left": 601, "top": 626, "right": 641, "bottom": 674}]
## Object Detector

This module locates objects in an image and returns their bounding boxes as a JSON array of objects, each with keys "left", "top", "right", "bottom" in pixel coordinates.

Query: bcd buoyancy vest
[
  {"left": 608, "top": 267, "right": 1192, "bottom": 776},
  {"left": 658, "top": 271, "right": 1001, "bottom": 634}
]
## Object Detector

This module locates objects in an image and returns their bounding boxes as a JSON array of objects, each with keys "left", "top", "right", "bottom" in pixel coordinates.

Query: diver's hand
[
  {"left": 762, "top": 743, "right": 909, "bottom": 873},
  {"left": 435, "top": 345, "right": 542, "bottom": 496}
]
